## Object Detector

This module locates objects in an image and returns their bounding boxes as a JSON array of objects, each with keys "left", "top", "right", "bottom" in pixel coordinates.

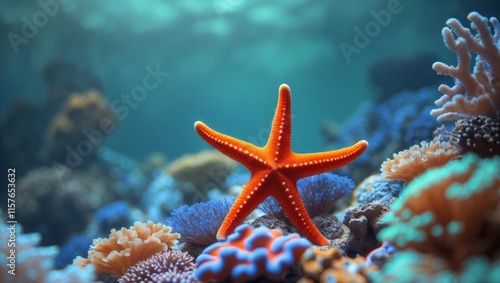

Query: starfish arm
[
  {"left": 194, "top": 121, "right": 266, "bottom": 169},
  {"left": 283, "top": 140, "right": 369, "bottom": 180},
  {"left": 216, "top": 171, "right": 272, "bottom": 240},
  {"left": 265, "top": 84, "right": 292, "bottom": 161},
  {"left": 274, "top": 178, "right": 330, "bottom": 246}
]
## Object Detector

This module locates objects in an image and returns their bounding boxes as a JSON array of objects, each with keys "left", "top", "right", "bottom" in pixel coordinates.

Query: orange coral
[
  {"left": 379, "top": 154, "right": 500, "bottom": 270},
  {"left": 75, "top": 221, "right": 179, "bottom": 278},
  {"left": 298, "top": 246, "right": 373, "bottom": 283},
  {"left": 380, "top": 140, "right": 460, "bottom": 183}
]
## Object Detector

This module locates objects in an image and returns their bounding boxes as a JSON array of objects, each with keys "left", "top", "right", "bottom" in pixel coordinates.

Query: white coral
[{"left": 432, "top": 12, "right": 500, "bottom": 122}]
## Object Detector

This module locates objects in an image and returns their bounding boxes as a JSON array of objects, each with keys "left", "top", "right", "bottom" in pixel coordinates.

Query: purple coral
[
  {"left": 195, "top": 224, "right": 310, "bottom": 282},
  {"left": 165, "top": 197, "right": 234, "bottom": 246},
  {"left": 432, "top": 12, "right": 500, "bottom": 122},
  {"left": 259, "top": 173, "right": 354, "bottom": 220}
]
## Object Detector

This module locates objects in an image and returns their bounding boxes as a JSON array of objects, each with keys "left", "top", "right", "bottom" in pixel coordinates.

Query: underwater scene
[{"left": 1, "top": 0, "right": 500, "bottom": 282}]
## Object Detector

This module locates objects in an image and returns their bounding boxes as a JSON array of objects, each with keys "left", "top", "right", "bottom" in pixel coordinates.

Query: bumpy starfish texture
[{"left": 194, "top": 84, "right": 368, "bottom": 246}]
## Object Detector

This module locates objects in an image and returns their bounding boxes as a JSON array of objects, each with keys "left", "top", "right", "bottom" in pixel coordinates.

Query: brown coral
[
  {"left": 380, "top": 140, "right": 460, "bottom": 183},
  {"left": 451, "top": 115, "right": 500, "bottom": 158},
  {"left": 298, "top": 246, "right": 373, "bottom": 283},
  {"left": 75, "top": 221, "right": 179, "bottom": 278},
  {"left": 343, "top": 202, "right": 390, "bottom": 257},
  {"left": 41, "top": 90, "right": 117, "bottom": 169},
  {"left": 17, "top": 166, "right": 114, "bottom": 245},
  {"left": 166, "top": 150, "right": 236, "bottom": 202}
]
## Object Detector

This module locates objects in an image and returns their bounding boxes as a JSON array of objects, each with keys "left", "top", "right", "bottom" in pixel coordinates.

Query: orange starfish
[{"left": 194, "top": 84, "right": 368, "bottom": 246}]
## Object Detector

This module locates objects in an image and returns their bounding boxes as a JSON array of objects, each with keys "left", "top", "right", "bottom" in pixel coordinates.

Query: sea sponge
[
  {"left": 75, "top": 221, "right": 179, "bottom": 278},
  {"left": 353, "top": 174, "right": 403, "bottom": 205},
  {"left": 119, "top": 250, "right": 196, "bottom": 283},
  {"left": 167, "top": 150, "right": 236, "bottom": 203},
  {"left": 379, "top": 153, "right": 500, "bottom": 271},
  {"left": 41, "top": 89, "right": 118, "bottom": 168},
  {"left": 195, "top": 224, "right": 310, "bottom": 282},
  {"left": 381, "top": 139, "right": 461, "bottom": 183}
]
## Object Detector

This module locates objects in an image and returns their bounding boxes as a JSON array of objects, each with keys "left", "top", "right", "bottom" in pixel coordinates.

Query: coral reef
[
  {"left": 329, "top": 87, "right": 439, "bottom": 183},
  {"left": 432, "top": 12, "right": 500, "bottom": 122},
  {"left": 353, "top": 174, "right": 403, "bottom": 205},
  {"left": 298, "top": 246, "right": 373, "bottom": 283},
  {"left": 17, "top": 166, "right": 115, "bottom": 246},
  {"left": 195, "top": 224, "right": 310, "bottom": 282},
  {"left": 119, "top": 250, "right": 196, "bottom": 283},
  {"left": 380, "top": 139, "right": 461, "bottom": 183},
  {"left": 0, "top": 223, "right": 95, "bottom": 283},
  {"left": 366, "top": 241, "right": 396, "bottom": 267},
  {"left": 259, "top": 173, "right": 354, "bottom": 220},
  {"left": 450, "top": 115, "right": 500, "bottom": 158},
  {"left": 343, "top": 202, "right": 389, "bottom": 257},
  {"left": 41, "top": 89, "right": 118, "bottom": 169},
  {"left": 75, "top": 221, "right": 179, "bottom": 278},
  {"left": 166, "top": 150, "right": 236, "bottom": 203},
  {"left": 379, "top": 154, "right": 500, "bottom": 271}
]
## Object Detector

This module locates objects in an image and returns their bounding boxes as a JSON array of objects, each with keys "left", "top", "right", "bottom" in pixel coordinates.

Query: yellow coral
[
  {"left": 380, "top": 140, "right": 460, "bottom": 183},
  {"left": 75, "top": 221, "right": 179, "bottom": 278}
]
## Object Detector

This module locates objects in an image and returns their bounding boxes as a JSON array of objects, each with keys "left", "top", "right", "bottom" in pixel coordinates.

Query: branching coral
[
  {"left": 75, "top": 221, "right": 179, "bottom": 278},
  {"left": 119, "top": 250, "right": 196, "bottom": 283},
  {"left": 381, "top": 140, "right": 461, "bottom": 183},
  {"left": 432, "top": 12, "right": 500, "bottom": 122},
  {"left": 195, "top": 224, "right": 310, "bottom": 282},
  {"left": 379, "top": 153, "right": 500, "bottom": 271}
]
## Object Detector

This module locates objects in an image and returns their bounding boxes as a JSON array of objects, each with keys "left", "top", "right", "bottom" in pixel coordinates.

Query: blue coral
[
  {"left": 93, "top": 200, "right": 133, "bottom": 236},
  {"left": 165, "top": 197, "right": 234, "bottom": 246},
  {"left": 355, "top": 175, "right": 404, "bottom": 205},
  {"left": 330, "top": 87, "right": 439, "bottom": 182},
  {"left": 195, "top": 224, "right": 310, "bottom": 282},
  {"left": 54, "top": 235, "right": 92, "bottom": 269},
  {"left": 259, "top": 173, "right": 354, "bottom": 220},
  {"left": 142, "top": 172, "right": 184, "bottom": 223}
]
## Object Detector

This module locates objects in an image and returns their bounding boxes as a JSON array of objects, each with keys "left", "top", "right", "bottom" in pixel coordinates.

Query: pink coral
[{"left": 432, "top": 12, "right": 500, "bottom": 122}]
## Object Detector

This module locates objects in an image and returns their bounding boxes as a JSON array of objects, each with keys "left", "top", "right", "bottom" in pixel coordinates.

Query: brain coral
[
  {"left": 75, "top": 221, "right": 179, "bottom": 278},
  {"left": 379, "top": 153, "right": 500, "bottom": 271},
  {"left": 195, "top": 224, "right": 310, "bottom": 282}
]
